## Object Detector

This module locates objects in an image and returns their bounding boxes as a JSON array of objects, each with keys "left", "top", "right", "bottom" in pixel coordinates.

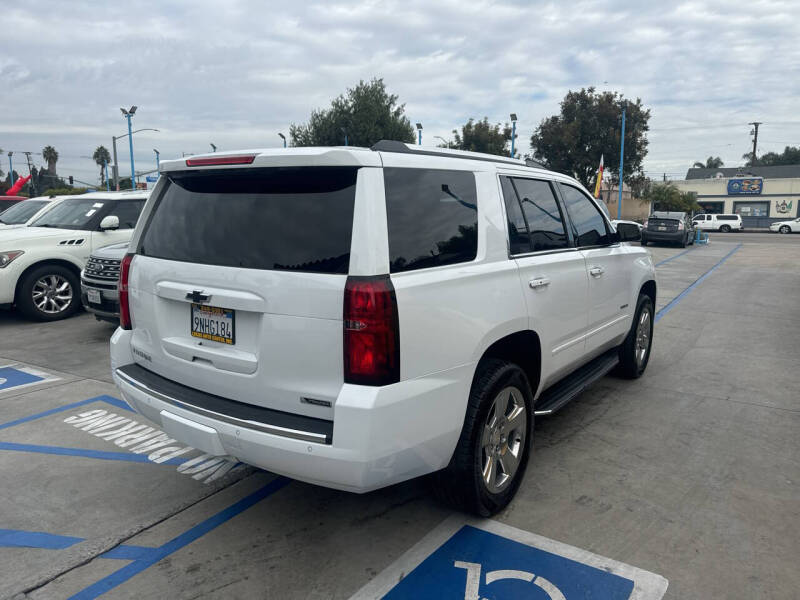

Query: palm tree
[
  {"left": 42, "top": 146, "right": 59, "bottom": 175},
  {"left": 92, "top": 146, "right": 112, "bottom": 186},
  {"left": 693, "top": 156, "right": 724, "bottom": 169}
]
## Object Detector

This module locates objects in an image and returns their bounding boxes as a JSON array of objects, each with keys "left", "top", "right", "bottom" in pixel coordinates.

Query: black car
[{"left": 641, "top": 211, "right": 695, "bottom": 247}]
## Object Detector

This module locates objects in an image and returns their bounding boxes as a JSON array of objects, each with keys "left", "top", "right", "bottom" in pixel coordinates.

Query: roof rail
[{"left": 370, "top": 140, "right": 547, "bottom": 169}]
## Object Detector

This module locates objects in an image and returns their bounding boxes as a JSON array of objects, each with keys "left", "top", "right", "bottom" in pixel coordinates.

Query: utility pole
[
  {"left": 617, "top": 104, "right": 626, "bottom": 220},
  {"left": 663, "top": 173, "right": 666, "bottom": 182},
  {"left": 7, "top": 152, "right": 13, "bottom": 186},
  {"left": 112, "top": 136, "right": 120, "bottom": 190},
  {"left": 748, "top": 122, "right": 762, "bottom": 165},
  {"left": 22, "top": 151, "right": 37, "bottom": 196}
]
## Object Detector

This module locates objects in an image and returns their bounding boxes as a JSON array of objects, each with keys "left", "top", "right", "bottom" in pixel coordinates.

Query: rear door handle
[
  {"left": 529, "top": 277, "right": 551, "bottom": 289},
  {"left": 589, "top": 266, "right": 605, "bottom": 277}
]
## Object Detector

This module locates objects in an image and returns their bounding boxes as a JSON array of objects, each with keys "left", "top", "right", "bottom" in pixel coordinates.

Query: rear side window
[
  {"left": 139, "top": 167, "right": 357, "bottom": 273},
  {"left": 717, "top": 215, "right": 737, "bottom": 221},
  {"left": 507, "top": 178, "right": 568, "bottom": 252},
  {"left": 384, "top": 168, "right": 478, "bottom": 273},
  {"left": 559, "top": 184, "right": 612, "bottom": 246}
]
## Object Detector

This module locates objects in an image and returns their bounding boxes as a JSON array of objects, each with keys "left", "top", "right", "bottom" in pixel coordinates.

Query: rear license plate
[
  {"left": 191, "top": 304, "right": 235, "bottom": 345},
  {"left": 87, "top": 289, "right": 101, "bottom": 304},
  {"left": 658, "top": 226, "right": 667, "bottom": 231}
]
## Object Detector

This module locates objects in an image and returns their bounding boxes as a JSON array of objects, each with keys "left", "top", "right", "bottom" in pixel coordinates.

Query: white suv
[
  {"left": 110, "top": 143, "right": 656, "bottom": 515},
  {"left": 0, "top": 191, "right": 148, "bottom": 320}
]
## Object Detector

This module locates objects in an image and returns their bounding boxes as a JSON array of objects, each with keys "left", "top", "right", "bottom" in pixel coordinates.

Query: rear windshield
[
  {"left": 0, "top": 200, "right": 47, "bottom": 224},
  {"left": 139, "top": 167, "right": 357, "bottom": 274}
]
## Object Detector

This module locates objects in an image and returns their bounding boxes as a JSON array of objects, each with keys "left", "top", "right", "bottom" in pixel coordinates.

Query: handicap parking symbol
[
  {"left": 351, "top": 518, "right": 667, "bottom": 600},
  {"left": 0, "top": 366, "right": 45, "bottom": 391}
]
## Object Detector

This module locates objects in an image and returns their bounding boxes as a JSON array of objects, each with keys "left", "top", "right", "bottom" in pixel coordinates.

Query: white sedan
[{"left": 769, "top": 217, "right": 800, "bottom": 234}]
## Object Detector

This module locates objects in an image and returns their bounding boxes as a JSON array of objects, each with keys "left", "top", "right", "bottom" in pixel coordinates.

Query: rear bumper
[
  {"left": 642, "top": 230, "right": 684, "bottom": 243},
  {"left": 109, "top": 328, "right": 472, "bottom": 493}
]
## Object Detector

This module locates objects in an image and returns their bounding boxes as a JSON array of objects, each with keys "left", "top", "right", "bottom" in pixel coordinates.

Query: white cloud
[{"left": 1, "top": 0, "right": 798, "bottom": 184}]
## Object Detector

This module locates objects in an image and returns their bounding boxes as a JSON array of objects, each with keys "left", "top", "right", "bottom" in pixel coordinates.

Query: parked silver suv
[{"left": 81, "top": 242, "right": 128, "bottom": 323}]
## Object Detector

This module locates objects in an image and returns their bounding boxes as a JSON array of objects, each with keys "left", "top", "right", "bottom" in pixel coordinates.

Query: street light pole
[
  {"left": 510, "top": 113, "right": 517, "bottom": 158},
  {"left": 104, "top": 160, "right": 110, "bottom": 191},
  {"left": 121, "top": 106, "right": 137, "bottom": 190},
  {"left": 153, "top": 149, "right": 160, "bottom": 173},
  {"left": 416, "top": 123, "right": 423, "bottom": 145},
  {"left": 617, "top": 104, "right": 626, "bottom": 220},
  {"left": 278, "top": 133, "right": 286, "bottom": 148},
  {"left": 210, "top": 143, "right": 217, "bottom": 152}
]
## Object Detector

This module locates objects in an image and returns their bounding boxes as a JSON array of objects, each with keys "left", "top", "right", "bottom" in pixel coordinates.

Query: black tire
[
  {"left": 432, "top": 359, "right": 534, "bottom": 516},
  {"left": 640, "top": 239, "right": 648, "bottom": 246},
  {"left": 615, "top": 294, "right": 654, "bottom": 379},
  {"left": 680, "top": 234, "right": 687, "bottom": 248},
  {"left": 780, "top": 225, "right": 791, "bottom": 234},
  {"left": 689, "top": 232, "right": 695, "bottom": 245},
  {"left": 720, "top": 225, "right": 731, "bottom": 233},
  {"left": 16, "top": 264, "right": 81, "bottom": 322}
]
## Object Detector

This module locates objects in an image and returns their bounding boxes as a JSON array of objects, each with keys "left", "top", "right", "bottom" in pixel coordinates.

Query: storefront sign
[{"left": 727, "top": 178, "right": 763, "bottom": 195}]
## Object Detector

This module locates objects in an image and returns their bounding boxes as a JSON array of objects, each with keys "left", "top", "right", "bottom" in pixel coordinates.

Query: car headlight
[{"left": 0, "top": 251, "right": 24, "bottom": 268}]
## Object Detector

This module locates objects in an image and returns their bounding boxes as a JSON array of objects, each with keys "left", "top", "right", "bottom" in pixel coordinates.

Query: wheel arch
[
  {"left": 14, "top": 259, "right": 83, "bottom": 303},
  {"left": 474, "top": 330, "right": 542, "bottom": 399},
  {"left": 640, "top": 279, "right": 657, "bottom": 307}
]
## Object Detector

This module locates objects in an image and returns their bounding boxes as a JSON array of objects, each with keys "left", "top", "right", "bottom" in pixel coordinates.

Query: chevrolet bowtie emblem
[{"left": 186, "top": 290, "right": 211, "bottom": 304}]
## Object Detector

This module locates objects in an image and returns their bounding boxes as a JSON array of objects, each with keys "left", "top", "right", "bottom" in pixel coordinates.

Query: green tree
[
  {"left": 42, "top": 146, "right": 59, "bottom": 175},
  {"left": 450, "top": 117, "right": 514, "bottom": 156},
  {"left": 693, "top": 156, "right": 724, "bottom": 169},
  {"left": 755, "top": 145, "right": 800, "bottom": 166},
  {"left": 92, "top": 146, "right": 112, "bottom": 185},
  {"left": 643, "top": 182, "right": 700, "bottom": 212},
  {"left": 530, "top": 87, "right": 650, "bottom": 189},
  {"left": 290, "top": 78, "right": 415, "bottom": 147}
]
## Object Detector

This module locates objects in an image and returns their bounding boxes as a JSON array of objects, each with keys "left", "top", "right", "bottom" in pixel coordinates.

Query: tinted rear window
[
  {"left": 139, "top": 167, "right": 357, "bottom": 273},
  {"left": 384, "top": 168, "right": 478, "bottom": 273},
  {"left": 717, "top": 215, "right": 738, "bottom": 220}
]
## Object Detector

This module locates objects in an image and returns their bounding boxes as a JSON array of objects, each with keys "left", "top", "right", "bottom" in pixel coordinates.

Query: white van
[{"left": 692, "top": 213, "right": 743, "bottom": 232}]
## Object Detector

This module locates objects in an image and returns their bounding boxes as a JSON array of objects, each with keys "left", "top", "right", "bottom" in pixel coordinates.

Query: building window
[
  {"left": 698, "top": 201, "right": 724, "bottom": 214},
  {"left": 733, "top": 201, "right": 769, "bottom": 217}
]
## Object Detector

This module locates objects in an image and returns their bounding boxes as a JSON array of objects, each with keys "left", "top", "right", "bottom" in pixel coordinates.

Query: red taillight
[
  {"left": 185, "top": 155, "right": 256, "bottom": 167},
  {"left": 343, "top": 276, "right": 400, "bottom": 386},
  {"left": 119, "top": 253, "right": 134, "bottom": 330},
  {"left": 677, "top": 221, "right": 684, "bottom": 230}
]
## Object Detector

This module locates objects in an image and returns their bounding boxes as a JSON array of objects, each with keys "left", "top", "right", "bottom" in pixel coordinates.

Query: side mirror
[
  {"left": 616, "top": 222, "right": 641, "bottom": 242},
  {"left": 99, "top": 215, "right": 119, "bottom": 231}
]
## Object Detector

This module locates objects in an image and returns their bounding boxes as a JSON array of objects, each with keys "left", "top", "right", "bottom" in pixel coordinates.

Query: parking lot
[{"left": 1, "top": 232, "right": 798, "bottom": 599}]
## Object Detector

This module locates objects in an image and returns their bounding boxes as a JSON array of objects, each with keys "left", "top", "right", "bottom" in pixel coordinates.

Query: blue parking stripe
[
  {"left": 100, "top": 545, "right": 159, "bottom": 561},
  {"left": 656, "top": 243, "right": 742, "bottom": 323},
  {"left": 0, "top": 442, "right": 188, "bottom": 466},
  {"left": 654, "top": 247, "right": 694, "bottom": 267},
  {"left": 0, "top": 528, "right": 83, "bottom": 550},
  {"left": 0, "top": 394, "right": 133, "bottom": 432},
  {"left": 69, "top": 476, "right": 291, "bottom": 600}
]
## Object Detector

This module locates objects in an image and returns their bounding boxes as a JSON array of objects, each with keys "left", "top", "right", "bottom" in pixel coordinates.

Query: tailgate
[{"left": 127, "top": 165, "right": 360, "bottom": 420}]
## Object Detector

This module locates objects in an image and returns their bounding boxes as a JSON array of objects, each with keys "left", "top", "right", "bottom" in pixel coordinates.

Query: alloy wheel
[
  {"left": 32, "top": 275, "right": 73, "bottom": 314},
  {"left": 481, "top": 386, "right": 527, "bottom": 494},
  {"left": 635, "top": 308, "right": 652, "bottom": 368}
]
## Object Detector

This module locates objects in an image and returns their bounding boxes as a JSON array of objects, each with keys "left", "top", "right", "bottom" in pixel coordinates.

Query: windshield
[
  {"left": 29, "top": 198, "right": 105, "bottom": 229},
  {"left": 0, "top": 200, "right": 48, "bottom": 224}
]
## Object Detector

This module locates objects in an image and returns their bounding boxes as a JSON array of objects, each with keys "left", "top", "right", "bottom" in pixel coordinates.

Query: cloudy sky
[{"left": 1, "top": 0, "right": 798, "bottom": 187}]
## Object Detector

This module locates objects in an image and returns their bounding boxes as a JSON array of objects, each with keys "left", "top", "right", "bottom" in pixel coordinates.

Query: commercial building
[{"left": 673, "top": 165, "right": 800, "bottom": 228}]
